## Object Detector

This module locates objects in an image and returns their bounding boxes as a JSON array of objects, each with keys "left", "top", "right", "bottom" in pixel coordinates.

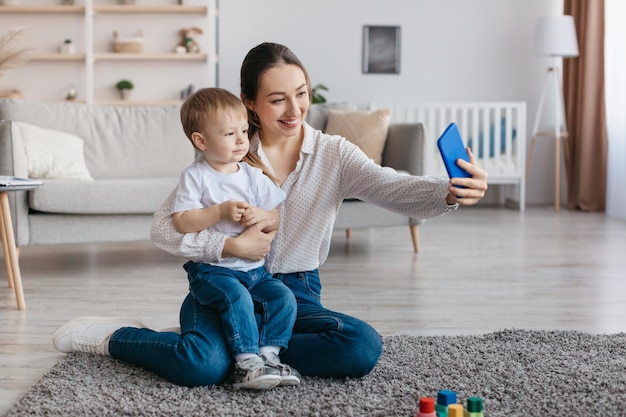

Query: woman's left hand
[{"left": 445, "top": 148, "right": 488, "bottom": 206}]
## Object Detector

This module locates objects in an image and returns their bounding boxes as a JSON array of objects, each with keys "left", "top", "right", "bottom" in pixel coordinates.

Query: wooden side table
[{"left": 1, "top": 184, "right": 40, "bottom": 310}]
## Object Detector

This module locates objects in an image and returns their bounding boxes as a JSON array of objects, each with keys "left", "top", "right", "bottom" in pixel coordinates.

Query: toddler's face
[{"left": 199, "top": 112, "right": 250, "bottom": 171}]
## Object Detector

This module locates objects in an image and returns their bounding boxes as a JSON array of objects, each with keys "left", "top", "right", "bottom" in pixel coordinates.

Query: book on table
[{"left": 0, "top": 176, "right": 44, "bottom": 189}]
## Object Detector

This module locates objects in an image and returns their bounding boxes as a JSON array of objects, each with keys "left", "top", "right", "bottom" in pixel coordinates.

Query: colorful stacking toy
[
  {"left": 415, "top": 390, "right": 485, "bottom": 417},
  {"left": 415, "top": 397, "right": 437, "bottom": 417},
  {"left": 464, "top": 397, "right": 484, "bottom": 417},
  {"left": 435, "top": 390, "right": 457, "bottom": 417}
]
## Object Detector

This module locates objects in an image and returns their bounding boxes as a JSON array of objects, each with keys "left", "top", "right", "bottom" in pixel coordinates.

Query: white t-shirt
[
  {"left": 153, "top": 123, "right": 454, "bottom": 274},
  {"left": 172, "top": 159, "right": 285, "bottom": 271}
]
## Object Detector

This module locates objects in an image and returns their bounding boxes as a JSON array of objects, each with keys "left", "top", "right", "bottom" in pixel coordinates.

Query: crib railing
[{"left": 388, "top": 101, "right": 526, "bottom": 210}]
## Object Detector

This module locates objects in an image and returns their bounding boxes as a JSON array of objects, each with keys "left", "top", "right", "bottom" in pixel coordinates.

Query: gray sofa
[
  {"left": 0, "top": 99, "right": 194, "bottom": 247},
  {"left": 0, "top": 99, "right": 426, "bottom": 251}
]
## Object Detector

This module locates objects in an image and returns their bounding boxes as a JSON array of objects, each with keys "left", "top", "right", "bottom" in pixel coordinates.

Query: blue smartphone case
[{"left": 437, "top": 123, "right": 471, "bottom": 179}]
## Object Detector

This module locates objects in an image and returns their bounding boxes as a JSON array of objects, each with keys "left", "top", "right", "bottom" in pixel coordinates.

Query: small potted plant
[
  {"left": 312, "top": 83, "right": 329, "bottom": 104},
  {"left": 60, "top": 39, "right": 75, "bottom": 55},
  {"left": 115, "top": 79, "right": 133, "bottom": 100}
]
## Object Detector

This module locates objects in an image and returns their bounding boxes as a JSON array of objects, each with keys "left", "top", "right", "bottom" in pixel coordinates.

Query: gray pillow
[{"left": 306, "top": 102, "right": 358, "bottom": 131}]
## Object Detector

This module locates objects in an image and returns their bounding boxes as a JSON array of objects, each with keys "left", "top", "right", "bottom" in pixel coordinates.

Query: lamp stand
[{"left": 526, "top": 57, "right": 571, "bottom": 211}]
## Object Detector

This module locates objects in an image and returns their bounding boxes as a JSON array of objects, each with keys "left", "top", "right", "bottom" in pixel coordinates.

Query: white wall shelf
[
  {"left": 95, "top": 99, "right": 183, "bottom": 106},
  {"left": 0, "top": 6, "right": 84, "bottom": 14},
  {"left": 0, "top": 5, "right": 206, "bottom": 14},
  {"left": 0, "top": 0, "right": 217, "bottom": 104},
  {"left": 29, "top": 54, "right": 86, "bottom": 62},
  {"left": 94, "top": 5, "right": 207, "bottom": 14},
  {"left": 94, "top": 53, "right": 207, "bottom": 61}
]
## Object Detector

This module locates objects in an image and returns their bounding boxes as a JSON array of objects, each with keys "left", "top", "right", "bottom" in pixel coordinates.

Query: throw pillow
[
  {"left": 324, "top": 109, "right": 391, "bottom": 164},
  {"left": 11, "top": 121, "right": 93, "bottom": 180},
  {"left": 306, "top": 102, "right": 358, "bottom": 131}
]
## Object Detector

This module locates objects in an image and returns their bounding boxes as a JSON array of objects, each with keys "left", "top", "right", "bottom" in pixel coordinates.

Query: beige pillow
[
  {"left": 306, "top": 102, "right": 358, "bottom": 130},
  {"left": 11, "top": 121, "right": 93, "bottom": 180},
  {"left": 325, "top": 109, "right": 391, "bottom": 164}
]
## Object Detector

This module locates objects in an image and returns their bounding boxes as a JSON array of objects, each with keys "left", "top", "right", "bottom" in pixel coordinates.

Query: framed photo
[{"left": 362, "top": 25, "right": 401, "bottom": 74}]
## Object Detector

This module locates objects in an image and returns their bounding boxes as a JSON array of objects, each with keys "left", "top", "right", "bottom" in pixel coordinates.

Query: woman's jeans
[
  {"left": 182, "top": 261, "right": 297, "bottom": 355},
  {"left": 109, "top": 270, "right": 383, "bottom": 387}
]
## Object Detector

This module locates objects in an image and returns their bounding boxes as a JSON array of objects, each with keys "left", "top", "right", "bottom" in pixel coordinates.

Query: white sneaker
[
  {"left": 52, "top": 317, "right": 146, "bottom": 355},
  {"left": 261, "top": 352, "right": 302, "bottom": 386},
  {"left": 232, "top": 355, "right": 281, "bottom": 390}
]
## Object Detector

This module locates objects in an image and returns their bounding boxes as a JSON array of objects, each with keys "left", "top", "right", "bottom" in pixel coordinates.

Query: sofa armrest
[
  {"left": 0, "top": 119, "right": 32, "bottom": 246},
  {"left": 381, "top": 123, "right": 426, "bottom": 176},
  {"left": 0, "top": 120, "right": 29, "bottom": 177},
  {"left": 382, "top": 123, "right": 429, "bottom": 229}
]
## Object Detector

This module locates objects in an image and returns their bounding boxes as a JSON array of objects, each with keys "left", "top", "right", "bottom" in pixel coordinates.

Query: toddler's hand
[
  {"left": 240, "top": 206, "right": 268, "bottom": 228},
  {"left": 219, "top": 200, "right": 250, "bottom": 222}
]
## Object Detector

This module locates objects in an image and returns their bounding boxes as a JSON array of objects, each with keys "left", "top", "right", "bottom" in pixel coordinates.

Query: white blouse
[{"left": 151, "top": 123, "right": 454, "bottom": 274}]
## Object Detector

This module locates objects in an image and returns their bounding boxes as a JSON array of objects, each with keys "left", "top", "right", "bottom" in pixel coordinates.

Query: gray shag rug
[{"left": 5, "top": 329, "right": 626, "bottom": 417}]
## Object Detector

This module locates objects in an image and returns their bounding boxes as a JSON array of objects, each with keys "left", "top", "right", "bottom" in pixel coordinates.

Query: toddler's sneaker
[
  {"left": 232, "top": 355, "right": 281, "bottom": 390},
  {"left": 52, "top": 316, "right": 145, "bottom": 356},
  {"left": 261, "top": 352, "right": 301, "bottom": 386}
]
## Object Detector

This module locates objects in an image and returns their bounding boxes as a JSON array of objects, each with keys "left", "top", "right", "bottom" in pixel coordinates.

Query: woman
[{"left": 53, "top": 42, "right": 488, "bottom": 387}]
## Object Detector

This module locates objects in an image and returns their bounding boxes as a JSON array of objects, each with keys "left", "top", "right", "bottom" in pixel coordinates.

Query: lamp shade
[{"left": 533, "top": 15, "right": 579, "bottom": 57}]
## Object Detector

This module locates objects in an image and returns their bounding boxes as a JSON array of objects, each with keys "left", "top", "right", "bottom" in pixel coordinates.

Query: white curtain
[{"left": 605, "top": 0, "right": 626, "bottom": 219}]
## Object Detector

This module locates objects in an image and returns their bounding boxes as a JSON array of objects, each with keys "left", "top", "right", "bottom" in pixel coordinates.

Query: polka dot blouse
[{"left": 151, "top": 123, "right": 454, "bottom": 274}]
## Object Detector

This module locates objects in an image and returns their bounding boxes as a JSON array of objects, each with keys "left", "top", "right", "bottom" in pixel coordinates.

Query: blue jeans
[
  {"left": 109, "top": 270, "right": 383, "bottom": 387},
  {"left": 183, "top": 262, "right": 296, "bottom": 355}
]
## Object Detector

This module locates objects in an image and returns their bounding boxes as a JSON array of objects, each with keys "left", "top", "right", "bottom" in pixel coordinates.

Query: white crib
[{"left": 388, "top": 101, "right": 527, "bottom": 211}]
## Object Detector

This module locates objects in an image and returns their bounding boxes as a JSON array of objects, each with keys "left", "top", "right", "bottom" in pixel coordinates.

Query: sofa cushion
[
  {"left": 0, "top": 99, "right": 195, "bottom": 179},
  {"left": 325, "top": 109, "right": 391, "bottom": 164},
  {"left": 306, "top": 102, "right": 358, "bottom": 131},
  {"left": 11, "top": 121, "right": 93, "bottom": 181},
  {"left": 29, "top": 178, "right": 179, "bottom": 214},
  {"left": 86, "top": 104, "right": 194, "bottom": 179}
]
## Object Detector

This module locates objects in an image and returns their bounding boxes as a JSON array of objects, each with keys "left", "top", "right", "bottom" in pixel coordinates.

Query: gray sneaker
[
  {"left": 232, "top": 355, "right": 281, "bottom": 390},
  {"left": 52, "top": 317, "right": 145, "bottom": 355},
  {"left": 261, "top": 352, "right": 301, "bottom": 386}
]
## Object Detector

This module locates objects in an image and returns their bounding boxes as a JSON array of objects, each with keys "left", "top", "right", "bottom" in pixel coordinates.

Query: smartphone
[{"left": 437, "top": 122, "right": 471, "bottom": 179}]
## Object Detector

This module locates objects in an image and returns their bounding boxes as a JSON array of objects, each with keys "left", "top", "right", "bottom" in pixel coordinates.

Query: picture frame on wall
[{"left": 362, "top": 25, "right": 401, "bottom": 74}]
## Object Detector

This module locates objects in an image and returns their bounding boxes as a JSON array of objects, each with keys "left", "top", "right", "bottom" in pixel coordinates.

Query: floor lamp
[{"left": 528, "top": 15, "right": 579, "bottom": 211}]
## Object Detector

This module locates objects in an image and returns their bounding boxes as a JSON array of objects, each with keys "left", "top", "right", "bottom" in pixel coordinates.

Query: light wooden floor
[{"left": 1, "top": 207, "right": 625, "bottom": 414}]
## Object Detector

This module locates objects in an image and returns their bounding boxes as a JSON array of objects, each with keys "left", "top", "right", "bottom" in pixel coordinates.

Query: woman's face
[{"left": 251, "top": 64, "right": 310, "bottom": 141}]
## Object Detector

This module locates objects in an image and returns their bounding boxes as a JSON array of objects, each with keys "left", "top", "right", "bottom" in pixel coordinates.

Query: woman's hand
[
  {"left": 445, "top": 148, "right": 488, "bottom": 206},
  {"left": 222, "top": 218, "right": 277, "bottom": 262}
]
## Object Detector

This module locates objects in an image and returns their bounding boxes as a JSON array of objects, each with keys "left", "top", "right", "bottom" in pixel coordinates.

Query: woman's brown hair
[{"left": 240, "top": 42, "right": 312, "bottom": 139}]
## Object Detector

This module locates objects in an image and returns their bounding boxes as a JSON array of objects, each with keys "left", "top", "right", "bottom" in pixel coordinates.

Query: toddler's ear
[{"left": 191, "top": 132, "right": 206, "bottom": 150}]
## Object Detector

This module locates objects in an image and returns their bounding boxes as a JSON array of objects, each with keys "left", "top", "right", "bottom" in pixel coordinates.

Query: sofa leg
[
  {"left": 346, "top": 229, "right": 351, "bottom": 239},
  {"left": 409, "top": 225, "right": 419, "bottom": 253}
]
